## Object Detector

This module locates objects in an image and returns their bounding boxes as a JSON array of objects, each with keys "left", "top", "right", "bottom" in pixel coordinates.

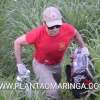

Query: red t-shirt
[{"left": 26, "top": 23, "right": 76, "bottom": 65}]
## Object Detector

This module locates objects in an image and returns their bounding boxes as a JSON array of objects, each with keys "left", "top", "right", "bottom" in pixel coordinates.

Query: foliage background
[{"left": 0, "top": 0, "right": 100, "bottom": 99}]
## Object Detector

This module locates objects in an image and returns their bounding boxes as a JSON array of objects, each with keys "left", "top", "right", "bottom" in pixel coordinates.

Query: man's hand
[
  {"left": 74, "top": 47, "right": 89, "bottom": 55},
  {"left": 81, "top": 47, "right": 89, "bottom": 55},
  {"left": 17, "top": 63, "right": 29, "bottom": 75}
]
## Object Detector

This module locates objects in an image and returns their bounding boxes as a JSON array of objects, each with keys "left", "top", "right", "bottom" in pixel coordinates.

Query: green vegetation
[{"left": 0, "top": 0, "right": 100, "bottom": 99}]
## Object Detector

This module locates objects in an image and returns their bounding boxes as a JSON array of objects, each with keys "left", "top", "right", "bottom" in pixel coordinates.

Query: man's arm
[
  {"left": 73, "top": 30, "right": 89, "bottom": 55},
  {"left": 14, "top": 34, "right": 29, "bottom": 64},
  {"left": 74, "top": 30, "right": 85, "bottom": 48}
]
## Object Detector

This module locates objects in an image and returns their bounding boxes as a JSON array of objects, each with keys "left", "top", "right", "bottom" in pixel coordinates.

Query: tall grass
[{"left": 0, "top": 0, "right": 100, "bottom": 100}]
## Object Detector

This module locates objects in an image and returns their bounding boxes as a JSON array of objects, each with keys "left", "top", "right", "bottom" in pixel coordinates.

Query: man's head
[
  {"left": 43, "top": 6, "right": 62, "bottom": 27},
  {"left": 43, "top": 6, "right": 63, "bottom": 36}
]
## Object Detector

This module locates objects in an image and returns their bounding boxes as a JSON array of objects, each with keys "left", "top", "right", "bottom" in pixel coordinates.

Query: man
[{"left": 14, "top": 6, "right": 89, "bottom": 100}]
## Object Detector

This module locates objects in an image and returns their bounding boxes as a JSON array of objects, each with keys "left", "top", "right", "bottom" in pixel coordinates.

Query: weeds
[{"left": 0, "top": 0, "right": 100, "bottom": 99}]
